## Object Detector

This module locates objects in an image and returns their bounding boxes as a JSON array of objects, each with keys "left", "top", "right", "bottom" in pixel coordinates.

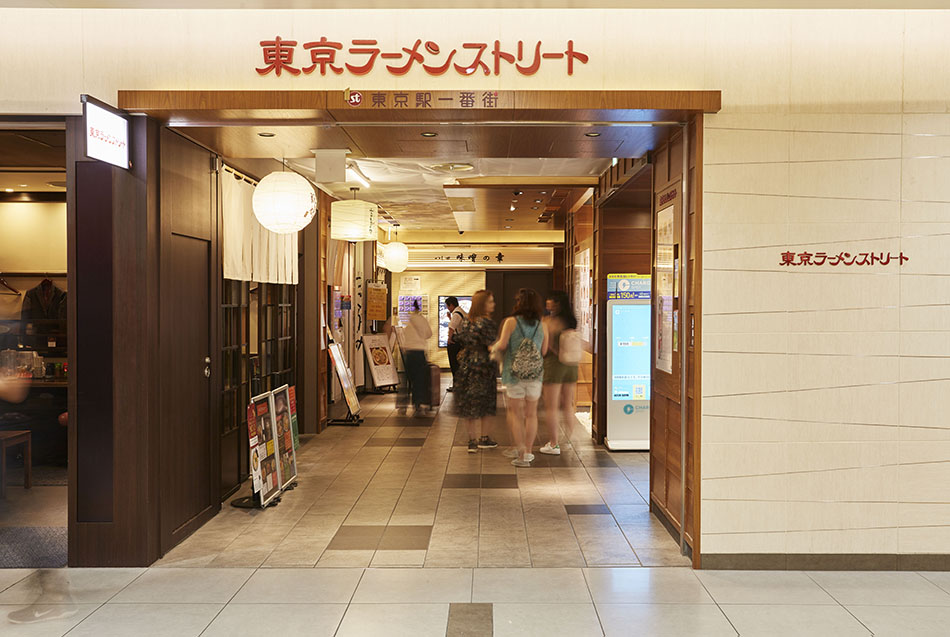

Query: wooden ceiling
[{"left": 0, "top": 130, "right": 66, "bottom": 170}]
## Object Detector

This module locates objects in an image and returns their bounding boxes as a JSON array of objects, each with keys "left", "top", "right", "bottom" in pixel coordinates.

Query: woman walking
[
  {"left": 494, "top": 288, "right": 548, "bottom": 467},
  {"left": 539, "top": 291, "right": 580, "bottom": 455},
  {"left": 402, "top": 299, "right": 434, "bottom": 416},
  {"left": 454, "top": 289, "right": 500, "bottom": 453}
]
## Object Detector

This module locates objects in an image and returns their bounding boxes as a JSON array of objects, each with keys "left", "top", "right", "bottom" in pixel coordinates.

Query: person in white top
[
  {"left": 445, "top": 296, "right": 466, "bottom": 392},
  {"left": 403, "top": 300, "right": 433, "bottom": 415}
]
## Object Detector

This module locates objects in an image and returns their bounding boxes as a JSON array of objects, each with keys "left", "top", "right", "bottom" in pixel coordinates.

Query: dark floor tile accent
[
  {"left": 326, "top": 525, "right": 386, "bottom": 550},
  {"left": 442, "top": 474, "right": 481, "bottom": 489},
  {"left": 899, "top": 554, "right": 950, "bottom": 571},
  {"left": 787, "top": 553, "right": 899, "bottom": 571},
  {"left": 392, "top": 437, "right": 426, "bottom": 447},
  {"left": 377, "top": 525, "right": 433, "bottom": 550},
  {"left": 565, "top": 504, "right": 611, "bottom": 515},
  {"left": 577, "top": 452, "right": 618, "bottom": 467},
  {"left": 446, "top": 603, "right": 493, "bottom": 637},
  {"left": 363, "top": 438, "right": 396, "bottom": 447},
  {"left": 361, "top": 416, "right": 390, "bottom": 426},
  {"left": 701, "top": 553, "right": 788, "bottom": 570},
  {"left": 480, "top": 474, "right": 519, "bottom": 489},
  {"left": 383, "top": 415, "right": 435, "bottom": 427},
  {"left": 530, "top": 452, "right": 585, "bottom": 468}
]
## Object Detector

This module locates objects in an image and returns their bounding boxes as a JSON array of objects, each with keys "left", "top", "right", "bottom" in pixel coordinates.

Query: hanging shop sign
[
  {"left": 366, "top": 281, "right": 388, "bottom": 322},
  {"left": 779, "top": 250, "right": 909, "bottom": 267},
  {"left": 607, "top": 273, "right": 651, "bottom": 300},
  {"left": 363, "top": 333, "right": 399, "bottom": 388},
  {"left": 247, "top": 393, "right": 282, "bottom": 507},
  {"left": 81, "top": 95, "right": 129, "bottom": 169},
  {"left": 256, "top": 37, "right": 588, "bottom": 78},
  {"left": 407, "top": 245, "right": 554, "bottom": 269},
  {"left": 271, "top": 385, "right": 299, "bottom": 489}
]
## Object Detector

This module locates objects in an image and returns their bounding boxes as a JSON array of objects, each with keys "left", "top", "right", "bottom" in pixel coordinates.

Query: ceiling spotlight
[
  {"left": 540, "top": 191, "right": 548, "bottom": 195},
  {"left": 47, "top": 181, "right": 66, "bottom": 188},
  {"left": 430, "top": 162, "right": 474, "bottom": 172},
  {"left": 534, "top": 199, "right": 542, "bottom": 203},
  {"left": 257, "top": 132, "right": 276, "bottom": 138},
  {"left": 420, "top": 131, "right": 438, "bottom": 138},
  {"left": 505, "top": 218, "right": 514, "bottom": 222},
  {"left": 504, "top": 225, "right": 512, "bottom": 229},
  {"left": 346, "top": 164, "right": 371, "bottom": 189},
  {"left": 19, "top": 184, "right": 28, "bottom": 188},
  {"left": 509, "top": 205, "right": 516, "bottom": 212},
  {"left": 531, "top": 206, "right": 539, "bottom": 210},
  {"left": 3, "top": 188, "right": 12, "bottom": 193},
  {"left": 513, "top": 190, "right": 523, "bottom": 196},
  {"left": 585, "top": 131, "right": 601, "bottom": 137}
]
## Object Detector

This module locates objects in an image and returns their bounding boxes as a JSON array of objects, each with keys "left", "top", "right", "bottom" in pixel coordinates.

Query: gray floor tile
[
  {"left": 231, "top": 568, "right": 363, "bottom": 603},
  {"left": 493, "top": 603, "right": 603, "bottom": 637},
  {"left": 846, "top": 604, "right": 950, "bottom": 636},
  {"left": 352, "top": 568, "right": 473, "bottom": 603},
  {"left": 808, "top": 571, "right": 950, "bottom": 606},
  {"left": 696, "top": 570, "right": 838, "bottom": 605},
  {"left": 337, "top": 603, "right": 449, "bottom": 637},
  {"left": 0, "top": 568, "right": 145, "bottom": 605},
  {"left": 202, "top": 603, "right": 346, "bottom": 637},
  {"left": 66, "top": 603, "right": 223, "bottom": 637},
  {"left": 473, "top": 568, "right": 591, "bottom": 603},
  {"left": 111, "top": 567, "right": 253, "bottom": 604},
  {"left": 720, "top": 604, "right": 871, "bottom": 636},
  {"left": 597, "top": 603, "right": 737, "bottom": 637},
  {"left": 584, "top": 567, "right": 713, "bottom": 604},
  {"left": 0, "top": 602, "right": 98, "bottom": 636}
]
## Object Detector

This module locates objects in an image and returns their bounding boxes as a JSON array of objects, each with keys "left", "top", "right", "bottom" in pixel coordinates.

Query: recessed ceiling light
[
  {"left": 504, "top": 225, "right": 512, "bottom": 229},
  {"left": 540, "top": 191, "right": 548, "bottom": 195},
  {"left": 585, "top": 131, "right": 601, "bottom": 137},
  {"left": 19, "top": 184, "right": 28, "bottom": 188},
  {"left": 257, "top": 132, "right": 276, "bottom": 138},
  {"left": 430, "top": 162, "right": 474, "bottom": 172},
  {"left": 3, "top": 188, "right": 12, "bottom": 193},
  {"left": 534, "top": 199, "right": 542, "bottom": 203},
  {"left": 505, "top": 218, "right": 514, "bottom": 221},
  {"left": 531, "top": 206, "right": 539, "bottom": 210},
  {"left": 509, "top": 205, "right": 516, "bottom": 212},
  {"left": 47, "top": 181, "right": 66, "bottom": 188},
  {"left": 420, "top": 131, "right": 438, "bottom": 138},
  {"left": 513, "top": 190, "right": 523, "bottom": 196}
]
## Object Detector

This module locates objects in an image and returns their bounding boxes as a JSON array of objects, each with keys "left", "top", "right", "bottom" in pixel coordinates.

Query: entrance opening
[
  {"left": 0, "top": 121, "right": 69, "bottom": 569},
  {"left": 109, "top": 89, "right": 713, "bottom": 568}
]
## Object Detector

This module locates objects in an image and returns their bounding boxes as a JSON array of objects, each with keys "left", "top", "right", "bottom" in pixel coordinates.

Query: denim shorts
[{"left": 505, "top": 380, "right": 543, "bottom": 400}]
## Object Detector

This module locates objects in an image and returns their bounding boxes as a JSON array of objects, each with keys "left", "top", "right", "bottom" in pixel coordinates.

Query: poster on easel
[
  {"left": 247, "top": 392, "right": 282, "bottom": 507},
  {"left": 288, "top": 385, "right": 300, "bottom": 450},
  {"left": 363, "top": 333, "right": 399, "bottom": 387},
  {"left": 329, "top": 342, "right": 361, "bottom": 416},
  {"left": 271, "top": 385, "right": 298, "bottom": 489},
  {"left": 366, "top": 281, "right": 388, "bottom": 322}
]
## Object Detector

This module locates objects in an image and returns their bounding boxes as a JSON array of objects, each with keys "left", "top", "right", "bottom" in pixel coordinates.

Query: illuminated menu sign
[{"left": 82, "top": 97, "right": 129, "bottom": 169}]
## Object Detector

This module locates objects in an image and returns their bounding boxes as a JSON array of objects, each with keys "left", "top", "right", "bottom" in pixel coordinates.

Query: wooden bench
[{"left": 0, "top": 430, "right": 31, "bottom": 499}]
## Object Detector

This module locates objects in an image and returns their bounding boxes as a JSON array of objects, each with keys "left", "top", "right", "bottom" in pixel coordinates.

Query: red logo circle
[{"left": 347, "top": 91, "right": 363, "bottom": 107}]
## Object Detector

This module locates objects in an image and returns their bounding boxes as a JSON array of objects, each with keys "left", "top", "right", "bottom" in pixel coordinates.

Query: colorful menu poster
[
  {"left": 574, "top": 248, "right": 592, "bottom": 343},
  {"left": 655, "top": 205, "right": 675, "bottom": 374},
  {"left": 271, "top": 385, "right": 298, "bottom": 490},
  {"left": 397, "top": 294, "right": 428, "bottom": 326},
  {"left": 363, "top": 333, "right": 399, "bottom": 387},
  {"left": 248, "top": 392, "right": 282, "bottom": 507},
  {"left": 288, "top": 385, "right": 300, "bottom": 450},
  {"left": 366, "top": 281, "right": 388, "bottom": 322}
]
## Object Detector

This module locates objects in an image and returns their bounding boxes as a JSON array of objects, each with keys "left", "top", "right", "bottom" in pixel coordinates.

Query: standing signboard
[
  {"left": 247, "top": 392, "right": 282, "bottom": 506},
  {"left": 606, "top": 274, "right": 652, "bottom": 451},
  {"left": 329, "top": 342, "right": 361, "bottom": 417},
  {"left": 288, "top": 385, "right": 300, "bottom": 450},
  {"left": 363, "top": 333, "right": 399, "bottom": 387},
  {"left": 271, "top": 385, "right": 299, "bottom": 489}
]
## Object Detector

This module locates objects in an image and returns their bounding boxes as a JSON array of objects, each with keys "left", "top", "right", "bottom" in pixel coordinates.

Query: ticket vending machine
[{"left": 605, "top": 274, "right": 652, "bottom": 451}]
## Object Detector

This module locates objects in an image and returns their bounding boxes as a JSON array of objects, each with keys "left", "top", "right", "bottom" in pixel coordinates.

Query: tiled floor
[
  {"left": 4, "top": 566, "right": 950, "bottom": 635},
  {"left": 3, "top": 385, "right": 949, "bottom": 634},
  {"left": 151, "top": 386, "right": 682, "bottom": 570}
]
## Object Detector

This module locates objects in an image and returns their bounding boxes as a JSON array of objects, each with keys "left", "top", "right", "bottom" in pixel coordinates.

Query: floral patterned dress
[{"left": 453, "top": 316, "right": 498, "bottom": 419}]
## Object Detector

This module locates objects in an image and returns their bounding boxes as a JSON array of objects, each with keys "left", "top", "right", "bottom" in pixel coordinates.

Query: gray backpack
[{"left": 511, "top": 320, "right": 543, "bottom": 381}]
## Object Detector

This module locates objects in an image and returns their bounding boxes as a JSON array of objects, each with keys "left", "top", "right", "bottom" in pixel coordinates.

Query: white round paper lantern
[
  {"left": 252, "top": 172, "right": 317, "bottom": 234},
  {"left": 383, "top": 241, "right": 409, "bottom": 273},
  {"left": 331, "top": 199, "right": 378, "bottom": 241}
]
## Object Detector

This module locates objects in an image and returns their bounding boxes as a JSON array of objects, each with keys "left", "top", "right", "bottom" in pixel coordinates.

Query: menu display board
[
  {"left": 288, "top": 385, "right": 300, "bottom": 450},
  {"left": 247, "top": 392, "right": 282, "bottom": 507},
  {"left": 329, "top": 342, "right": 361, "bottom": 416},
  {"left": 438, "top": 295, "right": 472, "bottom": 348},
  {"left": 271, "top": 385, "right": 299, "bottom": 489},
  {"left": 655, "top": 206, "right": 675, "bottom": 374},
  {"left": 366, "top": 281, "right": 388, "bottom": 322},
  {"left": 397, "top": 294, "right": 428, "bottom": 326},
  {"left": 574, "top": 248, "right": 592, "bottom": 343},
  {"left": 363, "top": 333, "right": 399, "bottom": 387}
]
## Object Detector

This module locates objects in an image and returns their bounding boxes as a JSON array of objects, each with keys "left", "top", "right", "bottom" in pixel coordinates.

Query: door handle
[{"left": 204, "top": 366, "right": 211, "bottom": 378}]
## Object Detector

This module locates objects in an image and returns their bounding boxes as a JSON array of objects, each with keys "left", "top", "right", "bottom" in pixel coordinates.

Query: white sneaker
[
  {"left": 502, "top": 448, "right": 520, "bottom": 459},
  {"left": 539, "top": 443, "right": 561, "bottom": 456},
  {"left": 511, "top": 458, "right": 531, "bottom": 467},
  {"left": 524, "top": 453, "right": 535, "bottom": 462}
]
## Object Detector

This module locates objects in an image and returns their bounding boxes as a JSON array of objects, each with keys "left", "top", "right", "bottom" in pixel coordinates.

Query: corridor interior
[{"left": 156, "top": 379, "right": 685, "bottom": 569}]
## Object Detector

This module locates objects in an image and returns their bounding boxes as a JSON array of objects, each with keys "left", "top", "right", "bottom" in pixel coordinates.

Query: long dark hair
[
  {"left": 547, "top": 290, "right": 578, "bottom": 329},
  {"left": 512, "top": 288, "right": 543, "bottom": 324}
]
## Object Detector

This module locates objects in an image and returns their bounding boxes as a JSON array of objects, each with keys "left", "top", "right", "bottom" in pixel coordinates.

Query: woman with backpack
[
  {"left": 539, "top": 290, "right": 581, "bottom": 456},
  {"left": 454, "top": 289, "right": 500, "bottom": 453},
  {"left": 493, "top": 288, "right": 549, "bottom": 467}
]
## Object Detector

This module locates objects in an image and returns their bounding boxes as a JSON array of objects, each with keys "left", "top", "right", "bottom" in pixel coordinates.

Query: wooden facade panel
[{"left": 163, "top": 131, "right": 213, "bottom": 240}]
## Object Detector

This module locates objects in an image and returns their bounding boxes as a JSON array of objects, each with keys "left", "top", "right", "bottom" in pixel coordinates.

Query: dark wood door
[{"left": 161, "top": 234, "right": 213, "bottom": 549}]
